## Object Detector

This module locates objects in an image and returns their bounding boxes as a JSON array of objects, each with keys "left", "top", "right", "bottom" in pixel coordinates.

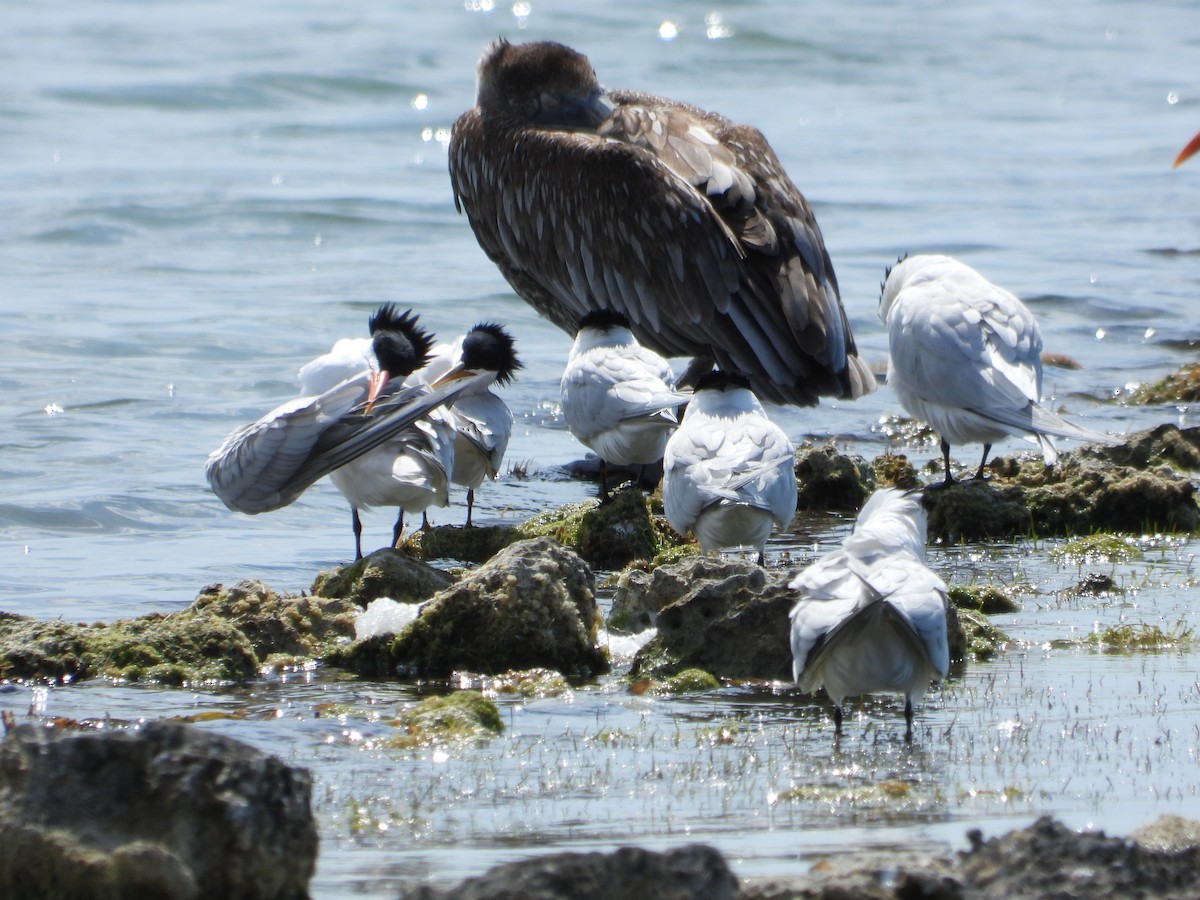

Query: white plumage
[
  {"left": 410, "top": 324, "right": 521, "bottom": 526},
  {"left": 205, "top": 306, "right": 499, "bottom": 559},
  {"left": 560, "top": 310, "right": 688, "bottom": 495},
  {"left": 788, "top": 488, "right": 949, "bottom": 739},
  {"left": 662, "top": 370, "right": 797, "bottom": 565},
  {"left": 880, "top": 253, "right": 1116, "bottom": 483}
]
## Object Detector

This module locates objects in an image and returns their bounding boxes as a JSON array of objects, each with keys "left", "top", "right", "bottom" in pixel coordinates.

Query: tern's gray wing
[
  {"left": 206, "top": 376, "right": 484, "bottom": 515},
  {"left": 450, "top": 94, "right": 873, "bottom": 405},
  {"left": 205, "top": 375, "right": 371, "bottom": 514}
]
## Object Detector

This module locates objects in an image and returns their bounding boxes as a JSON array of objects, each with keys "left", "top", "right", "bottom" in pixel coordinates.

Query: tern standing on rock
[
  {"left": 449, "top": 38, "right": 875, "bottom": 406},
  {"left": 560, "top": 309, "right": 688, "bottom": 498},
  {"left": 205, "top": 306, "right": 499, "bottom": 559},
  {"left": 880, "top": 254, "right": 1117, "bottom": 485},
  {"left": 662, "top": 369, "right": 797, "bottom": 565},
  {"left": 411, "top": 323, "right": 523, "bottom": 527},
  {"left": 789, "top": 487, "right": 949, "bottom": 740}
]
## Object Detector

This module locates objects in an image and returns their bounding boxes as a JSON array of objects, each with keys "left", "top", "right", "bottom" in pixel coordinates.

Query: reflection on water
[
  {"left": 2, "top": 532, "right": 1199, "bottom": 897},
  {"left": 2, "top": 0, "right": 1200, "bottom": 895}
]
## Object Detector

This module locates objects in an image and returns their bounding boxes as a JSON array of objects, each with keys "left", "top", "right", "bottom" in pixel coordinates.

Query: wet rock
[
  {"left": 1050, "top": 533, "right": 1143, "bottom": 564},
  {"left": 382, "top": 690, "right": 504, "bottom": 749},
  {"left": 0, "top": 720, "right": 316, "bottom": 900},
  {"left": 645, "top": 668, "right": 721, "bottom": 695},
  {"left": 513, "top": 492, "right": 686, "bottom": 571},
  {"left": 1129, "top": 814, "right": 1200, "bottom": 852},
  {"left": 1126, "top": 362, "right": 1200, "bottom": 405},
  {"left": 403, "top": 843, "right": 737, "bottom": 900},
  {"left": 871, "top": 451, "right": 922, "bottom": 489},
  {"left": 191, "top": 580, "right": 358, "bottom": 665},
  {"left": 629, "top": 558, "right": 800, "bottom": 680},
  {"left": 744, "top": 815, "right": 1200, "bottom": 898},
  {"left": 951, "top": 607, "right": 1010, "bottom": 666},
  {"left": 0, "top": 582, "right": 356, "bottom": 685},
  {"left": 948, "top": 585, "right": 1021, "bottom": 615},
  {"left": 957, "top": 815, "right": 1200, "bottom": 898},
  {"left": 327, "top": 538, "right": 609, "bottom": 681},
  {"left": 794, "top": 442, "right": 874, "bottom": 511},
  {"left": 311, "top": 549, "right": 454, "bottom": 606},
  {"left": 406, "top": 524, "right": 521, "bottom": 564},
  {"left": 924, "top": 425, "right": 1200, "bottom": 541}
]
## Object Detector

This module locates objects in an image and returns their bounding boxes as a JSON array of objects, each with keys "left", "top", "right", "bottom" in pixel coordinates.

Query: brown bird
[{"left": 448, "top": 39, "right": 874, "bottom": 407}]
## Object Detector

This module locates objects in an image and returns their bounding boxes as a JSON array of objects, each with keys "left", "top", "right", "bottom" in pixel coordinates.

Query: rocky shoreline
[{"left": 1, "top": 422, "right": 1199, "bottom": 896}]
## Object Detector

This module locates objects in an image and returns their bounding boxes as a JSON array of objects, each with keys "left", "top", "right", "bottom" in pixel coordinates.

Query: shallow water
[{"left": 3, "top": 0, "right": 1200, "bottom": 895}]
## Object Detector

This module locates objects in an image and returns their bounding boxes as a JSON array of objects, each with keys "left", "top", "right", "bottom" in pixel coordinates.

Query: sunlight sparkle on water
[
  {"left": 705, "top": 13, "right": 733, "bottom": 40},
  {"left": 658, "top": 21, "right": 679, "bottom": 41}
]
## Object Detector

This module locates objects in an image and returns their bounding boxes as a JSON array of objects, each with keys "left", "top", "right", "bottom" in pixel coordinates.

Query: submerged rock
[
  {"left": 382, "top": 690, "right": 504, "bottom": 749},
  {"left": 311, "top": 549, "right": 454, "bottom": 606},
  {"left": 327, "top": 538, "right": 608, "bottom": 681},
  {"left": 0, "top": 582, "right": 356, "bottom": 685},
  {"left": 403, "top": 843, "right": 737, "bottom": 900},
  {"left": 0, "top": 720, "right": 317, "bottom": 900}
]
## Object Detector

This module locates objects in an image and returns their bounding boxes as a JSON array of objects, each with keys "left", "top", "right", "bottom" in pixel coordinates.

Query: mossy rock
[
  {"left": 575, "top": 488, "right": 659, "bottom": 570},
  {"left": 1049, "top": 534, "right": 1143, "bottom": 564},
  {"left": 329, "top": 538, "right": 608, "bottom": 681},
  {"left": 949, "top": 585, "right": 1021, "bottom": 615},
  {"left": 311, "top": 549, "right": 454, "bottom": 607},
  {"left": 382, "top": 690, "right": 503, "bottom": 748},
  {"left": 403, "top": 524, "right": 522, "bottom": 564},
  {"left": 924, "top": 427, "right": 1200, "bottom": 541},
  {"left": 647, "top": 668, "right": 720, "bottom": 695},
  {"left": 0, "top": 582, "right": 356, "bottom": 685},
  {"left": 191, "top": 581, "right": 358, "bottom": 660},
  {"left": 517, "top": 499, "right": 599, "bottom": 547},
  {"left": 871, "top": 452, "right": 921, "bottom": 489},
  {"left": 1127, "top": 363, "right": 1200, "bottom": 405},
  {"left": 794, "top": 443, "right": 874, "bottom": 511},
  {"left": 950, "top": 607, "right": 1010, "bottom": 667}
]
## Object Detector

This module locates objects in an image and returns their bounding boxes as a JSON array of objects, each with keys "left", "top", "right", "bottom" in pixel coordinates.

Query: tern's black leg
[
  {"left": 756, "top": 550, "right": 765, "bottom": 567},
  {"left": 599, "top": 460, "right": 610, "bottom": 503},
  {"left": 833, "top": 704, "right": 843, "bottom": 735},
  {"left": 974, "top": 443, "right": 993, "bottom": 480},
  {"left": 940, "top": 439, "right": 956, "bottom": 486},
  {"left": 392, "top": 509, "right": 405, "bottom": 548},
  {"left": 904, "top": 699, "right": 914, "bottom": 742},
  {"left": 465, "top": 487, "right": 476, "bottom": 528},
  {"left": 352, "top": 508, "right": 364, "bottom": 561}
]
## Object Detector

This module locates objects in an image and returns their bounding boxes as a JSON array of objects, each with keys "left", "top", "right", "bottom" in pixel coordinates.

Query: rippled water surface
[{"left": 3, "top": 0, "right": 1200, "bottom": 895}]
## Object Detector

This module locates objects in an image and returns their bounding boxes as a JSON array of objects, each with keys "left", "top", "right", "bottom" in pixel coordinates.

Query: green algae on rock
[
  {"left": 949, "top": 584, "right": 1021, "bottom": 615},
  {"left": 311, "top": 548, "right": 454, "bottom": 607},
  {"left": 0, "top": 581, "right": 357, "bottom": 685},
  {"left": 924, "top": 425, "right": 1200, "bottom": 542},
  {"left": 950, "top": 607, "right": 1011, "bottom": 666},
  {"left": 1049, "top": 533, "right": 1144, "bottom": 564},
  {"left": 382, "top": 690, "right": 504, "bottom": 749},
  {"left": 644, "top": 667, "right": 720, "bottom": 695},
  {"left": 793, "top": 442, "right": 873, "bottom": 511},
  {"left": 404, "top": 524, "right": 521, "bottom": 564},
  {"left": 1124, "top": 362, "right": 1200, "bottom": 405}
]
